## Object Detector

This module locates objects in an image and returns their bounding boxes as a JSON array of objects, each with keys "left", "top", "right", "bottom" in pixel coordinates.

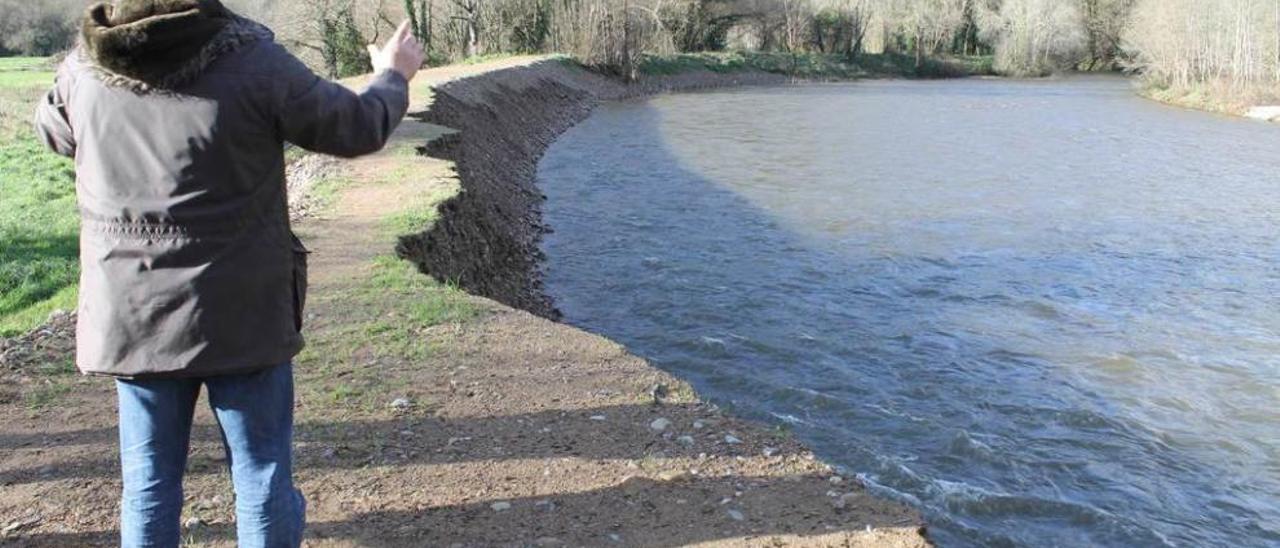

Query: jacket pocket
[{"left": 290, "top": 233, "right": 309, "bottom": 332}]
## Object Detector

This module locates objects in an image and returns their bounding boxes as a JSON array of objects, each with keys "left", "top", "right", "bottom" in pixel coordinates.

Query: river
[{"left": 536, "top": 76, "right": 1280, "bottom": 547}]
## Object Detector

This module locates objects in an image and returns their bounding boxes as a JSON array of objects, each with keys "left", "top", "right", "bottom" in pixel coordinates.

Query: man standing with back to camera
[{"left": 34, "top": 1, "right": 425, "bottom": 546}]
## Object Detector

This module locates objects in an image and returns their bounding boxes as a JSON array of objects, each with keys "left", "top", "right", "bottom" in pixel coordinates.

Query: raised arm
[
  {"left": 276, "top": 21, "right": 424, "bottom": 158},
  {"left": 34, "top": 59, "right": 76, "bottom": 158}
]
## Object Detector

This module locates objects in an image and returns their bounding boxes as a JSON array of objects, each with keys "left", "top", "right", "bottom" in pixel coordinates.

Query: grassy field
[{"left": 0, "top": 56, "right": 77, "bottom": 338}]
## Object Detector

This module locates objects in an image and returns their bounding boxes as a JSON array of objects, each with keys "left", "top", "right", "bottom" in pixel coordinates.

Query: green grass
[
  {"left": 0, "top": 71, "right": 59, "bottom": 88},
  {"left": 382, "top": 178, "right": 458, "bottom": 236},
  {"left": 297, "top": 254, "right": 479, "bottom": 411},
  {"left": 304, "top": 175, "right": 355, "bottom": 215},
  {"left": 460, "top": 52, "right": 523, "bottom": 65},
  {"left": 359, "top": 255, "right": 479, "bottom": 328},
  {"left": 0, "top": 57, "right": 53, "bottom": 72},
  {"left": 25, "top": 381, "right": 71, "bottom": 409},
  {"left": 0, "top": 56, "right": 78, "bottom": 337}
]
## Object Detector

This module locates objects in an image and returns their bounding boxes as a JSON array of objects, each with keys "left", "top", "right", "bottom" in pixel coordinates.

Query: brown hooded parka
[{"left": 33, "top": 0, "right": 410, "bottom": 378}]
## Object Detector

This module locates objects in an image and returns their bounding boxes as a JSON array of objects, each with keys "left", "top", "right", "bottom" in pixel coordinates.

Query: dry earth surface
[{"left": 0, "top": 57, "right": 929, "bottom": 547}]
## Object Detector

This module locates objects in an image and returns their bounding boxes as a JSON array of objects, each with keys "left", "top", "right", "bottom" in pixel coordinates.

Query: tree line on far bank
[{"left": 3, "top": 0, "right": 1278, "bottom": 105}]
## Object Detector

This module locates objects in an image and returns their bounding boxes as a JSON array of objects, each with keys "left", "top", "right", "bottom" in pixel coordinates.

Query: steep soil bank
[{"left": 397, "top": 61, "right": 785, "bottom": 318}]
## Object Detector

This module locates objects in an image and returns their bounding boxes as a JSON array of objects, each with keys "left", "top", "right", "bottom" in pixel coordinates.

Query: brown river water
[{"left": 537, "top": 76, "right": 1280, "bottom": 547}]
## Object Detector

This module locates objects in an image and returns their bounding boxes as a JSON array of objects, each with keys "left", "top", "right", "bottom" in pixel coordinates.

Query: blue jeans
[{"left": 116, "top": 362, "right": 305, "bottom": 548}]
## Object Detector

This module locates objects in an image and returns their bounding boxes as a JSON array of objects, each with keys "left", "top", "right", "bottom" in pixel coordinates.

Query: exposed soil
[{"left": 0, "top": 58, "right": 929, "bottom": 547}]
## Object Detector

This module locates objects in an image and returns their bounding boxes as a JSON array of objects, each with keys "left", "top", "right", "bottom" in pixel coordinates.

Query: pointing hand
[{"left": 368, "top": 20, "right": 425, "bottom": 81}]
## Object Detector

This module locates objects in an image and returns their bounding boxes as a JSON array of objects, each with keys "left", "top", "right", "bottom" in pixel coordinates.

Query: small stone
[
  {"left": 676, "top": 435, "right": 695, "bottom": 447},
  {"left": 762, "top": 447, "right": 778, "bottom": 457},
  {"left": 491, "top": 501, "right": 512, "bottom": 512},
  {"left": 727, "top": 509, "right": 745, "bottom": 521},
  {"left": 649, "top": 383, "right": 669, "bottom": 403},
  {"left": 534, "top": 537, "right": 564, "bottom": 547},
  {"left": 399, "top": 430, "right": 414, "bottom": 437},
  {"left": 590, "top": 415, "right": 607, "bottom": 421},
  {"left": 829, "top": 475, "right": 844, "bottom": 485},
  {"left": 826, "top": 490, "right": 840, "bottom": 497},
  {"left": 692, "top": 420, "right": 706, "bottom": 429},
  {"left": 1, "top": 517, "right": 40, "bottom": 535},
  {"left": 657, "top": 470, "right": 690, "bottom": 482},
  {"left": 608, "top": 534, "right": 622, "bottom": 542},
  {"left": 183, "top": 517, "right": 203, "bottom": 529},
  {"left": 534, "top": 500, "right": 557, "bottom": 512},
  {"left": 390, "top": 398, "right": 413, "bottom": 411},
  {"left": 649, "top": 418, "right": 672, "bottom": 432},
  {"left": 834, "top": 492, "right": 859, "bottom": 511},
  {"left": 724, "top": 434, "right": 742, "bottom": 445}
]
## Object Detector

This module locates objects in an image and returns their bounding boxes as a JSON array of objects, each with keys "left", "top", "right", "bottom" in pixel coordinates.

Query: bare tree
[
  {"left": 449, "top": 0, "right": 483, "bottom": 57},
  {"left": 0, "top": 0, "right": 81, "bottom": 56},
  {"left": 1126, "top": 0, "right": 1280, "bottom": 96},
  {"left": 977, "top": 0, "right": 1086, "bottom": 75},
  {"left": 1077, "top": 0, "right": 1133, "bottom": 70}
]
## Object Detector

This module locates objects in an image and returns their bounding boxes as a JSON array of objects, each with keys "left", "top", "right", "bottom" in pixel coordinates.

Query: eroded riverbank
[{"left": 397, "top": 60, "right": 786, "bottom": 317}]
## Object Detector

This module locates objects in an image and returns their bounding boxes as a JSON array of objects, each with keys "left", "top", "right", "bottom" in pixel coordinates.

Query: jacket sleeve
[
  {"left": 34, "top": 61, "right": 76, "bottom": 158},
  {"left": 275, "top": 48, "right": 410, "bottom": 158}
]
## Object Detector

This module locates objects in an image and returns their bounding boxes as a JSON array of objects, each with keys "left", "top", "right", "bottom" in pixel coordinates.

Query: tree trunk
[
  {"left": 466, "top": 15, "right": 479, "bottom": 57},
  {"left": 914, "top": 25, "right": 924, "bottom": 69}
]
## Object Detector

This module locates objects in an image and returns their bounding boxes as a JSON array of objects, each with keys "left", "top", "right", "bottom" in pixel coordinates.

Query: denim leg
[
  {"left": 116, "top": 376, "right": 201, "bottom": 548},
  {"left": 205, "top": 363, "right": 305, "bottom": 548}
]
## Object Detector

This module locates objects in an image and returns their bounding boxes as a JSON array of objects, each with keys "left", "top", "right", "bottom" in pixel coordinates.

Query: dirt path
[{"left": 0, "top": 58, "right": 929, "bottom": 547}]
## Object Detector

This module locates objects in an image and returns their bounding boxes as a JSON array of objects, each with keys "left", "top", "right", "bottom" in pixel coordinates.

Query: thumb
[{"left": 367, "top": 44, "right": 380, "bottom": 58}]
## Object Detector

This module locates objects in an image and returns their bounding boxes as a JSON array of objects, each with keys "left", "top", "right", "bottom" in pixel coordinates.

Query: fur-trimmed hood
[{"left": 81, "top": 0, "right": 273, "bottom": 90}]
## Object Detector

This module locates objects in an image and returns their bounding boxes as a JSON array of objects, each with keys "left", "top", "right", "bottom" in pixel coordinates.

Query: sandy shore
[{"left": 0, "top": 57, "right": 929, "bottom": 546}]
